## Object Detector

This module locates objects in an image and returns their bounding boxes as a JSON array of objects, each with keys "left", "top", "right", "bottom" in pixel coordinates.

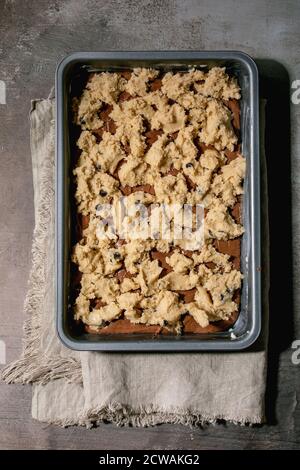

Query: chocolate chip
[
  {"left": 185, "top": 162, "right": 193, "bottom": 168},
  {"left": 163, "top": 320, "right": 168, "bottom": 326},
  {"left": 113, "top": 252, "right": 121, "bottom": 260},
  {"left": 99, "top": 189, "right": 107, "bottom": 197},
  {"left": 181, "top": 310, "right": 190, "bottom": 316}
]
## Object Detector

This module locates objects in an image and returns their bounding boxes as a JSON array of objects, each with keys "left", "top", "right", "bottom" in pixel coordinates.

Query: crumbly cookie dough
[{"left": 72, "top": 67, "right": 245, "bottom": 333}]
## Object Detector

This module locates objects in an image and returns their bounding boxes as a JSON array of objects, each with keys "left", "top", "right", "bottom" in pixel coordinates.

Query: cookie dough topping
[{"left": 72, "top": 67, "right": 245, "bottom": 333}]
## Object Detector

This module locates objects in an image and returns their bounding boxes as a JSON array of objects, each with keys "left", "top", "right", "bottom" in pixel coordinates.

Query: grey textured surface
[{"left": 0, "top": 0, "right": 299, "bottom": 450}]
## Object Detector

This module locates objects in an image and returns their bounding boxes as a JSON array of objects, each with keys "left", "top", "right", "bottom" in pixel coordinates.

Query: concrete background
[{"left": 0, "top": 0, "right": 299, "bottom": 449}]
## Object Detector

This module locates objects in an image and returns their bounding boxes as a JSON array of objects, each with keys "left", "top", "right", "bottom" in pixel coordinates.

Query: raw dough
[{"left": 72, "top": 67, "right": 245, "bottom": 332}]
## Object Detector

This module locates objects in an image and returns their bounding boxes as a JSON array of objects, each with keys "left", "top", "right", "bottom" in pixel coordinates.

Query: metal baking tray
[{"left": 56, "top": 51, "right": 260, "bottom": 351}]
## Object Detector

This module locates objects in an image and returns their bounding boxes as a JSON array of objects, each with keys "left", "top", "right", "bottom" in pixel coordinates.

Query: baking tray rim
[{"left": 55, "top": 50, "right": 261, "bottom": 351}]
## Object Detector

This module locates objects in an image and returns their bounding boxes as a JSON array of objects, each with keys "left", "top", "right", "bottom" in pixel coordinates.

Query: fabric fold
[{"left": 1, "top": 98, "right": 269, "bottom": 427}]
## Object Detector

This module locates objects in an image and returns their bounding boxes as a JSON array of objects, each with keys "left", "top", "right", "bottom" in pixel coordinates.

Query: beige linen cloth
[{"left": 1, "top": 97, "right": 269, "bottom": 426}]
